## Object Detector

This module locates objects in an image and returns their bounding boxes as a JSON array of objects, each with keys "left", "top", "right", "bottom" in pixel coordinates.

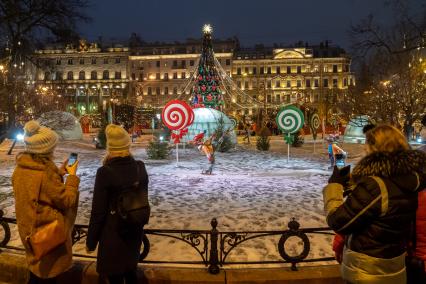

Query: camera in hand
[{"left": 68, "top": 153, "right": 78, "bottom": 167}]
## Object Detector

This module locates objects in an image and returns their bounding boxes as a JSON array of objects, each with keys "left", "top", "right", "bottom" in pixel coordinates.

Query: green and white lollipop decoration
[{"left": 276, "top": 105, "right": 305, "bottom": 162}]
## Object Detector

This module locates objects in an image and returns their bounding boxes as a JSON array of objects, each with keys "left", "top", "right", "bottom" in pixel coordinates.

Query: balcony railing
[{"left": 0, "top": 209, "right": 335, "bottom": 274}]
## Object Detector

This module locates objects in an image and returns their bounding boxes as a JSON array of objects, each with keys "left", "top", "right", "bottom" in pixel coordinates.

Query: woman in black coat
[{"left": 86, "top": 124, "right": 149, "bottom": 284}]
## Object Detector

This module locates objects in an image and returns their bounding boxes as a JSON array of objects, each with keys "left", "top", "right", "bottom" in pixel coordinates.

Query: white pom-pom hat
[{"left": 23, "top": 120, "right": 59, "bottom": 154}]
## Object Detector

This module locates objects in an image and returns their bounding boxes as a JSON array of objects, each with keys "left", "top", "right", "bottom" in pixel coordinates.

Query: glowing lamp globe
[{"left": 184, "top": 108, "right": 236, "bottom": 144}]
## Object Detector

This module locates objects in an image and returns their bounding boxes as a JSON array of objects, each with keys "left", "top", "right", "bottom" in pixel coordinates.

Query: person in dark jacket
[
  {"left": 86, "top": 124, "right": 149, "bottom": 284},
  {"left": 323, "top": 124, "right": 426, "bottom": 284}
]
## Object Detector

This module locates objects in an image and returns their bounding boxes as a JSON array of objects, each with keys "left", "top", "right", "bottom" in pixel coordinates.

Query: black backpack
[{"left": 110, "top": 162, "right": 150, "bottom": 226}]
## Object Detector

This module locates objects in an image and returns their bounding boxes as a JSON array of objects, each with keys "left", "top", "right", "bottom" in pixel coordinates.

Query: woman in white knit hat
[
  {"left": 12, "top": 120, "right": 80, "bottom": 283},
  {"left": 86, "top": 124, "right": 150, "bottom": 284}
]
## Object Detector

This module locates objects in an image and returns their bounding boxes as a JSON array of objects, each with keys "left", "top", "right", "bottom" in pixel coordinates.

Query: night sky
[{"left": 79, "top": 0, "right": 424, "bottom": 50}]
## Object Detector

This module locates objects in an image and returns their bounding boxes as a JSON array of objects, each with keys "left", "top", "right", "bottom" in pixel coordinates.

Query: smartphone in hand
[{"left": 68, "top": 153, "right": 78, "bottom": 167}]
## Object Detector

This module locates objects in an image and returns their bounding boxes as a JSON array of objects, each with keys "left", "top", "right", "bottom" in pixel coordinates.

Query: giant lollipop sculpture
[
  {"left": 276, "top": 105, "right": 305, "bottom": 163},
  {"left": 309, "top": 112, "right": 320, "bottom": 153},
  {"left": 161, "top": 100, "right": 194, "bottom": 165}
]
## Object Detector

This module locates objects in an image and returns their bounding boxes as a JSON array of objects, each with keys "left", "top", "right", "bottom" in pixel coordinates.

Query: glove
[{"left": 328, "top": 165, "right": 351, "bottom": 186}]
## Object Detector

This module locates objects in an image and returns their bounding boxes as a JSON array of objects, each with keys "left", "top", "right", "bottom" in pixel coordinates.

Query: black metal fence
[{"left": 0, "top": 209, "right": 336, "bottom": 274}]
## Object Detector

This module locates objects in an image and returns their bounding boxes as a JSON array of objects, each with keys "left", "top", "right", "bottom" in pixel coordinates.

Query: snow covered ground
[{"left": 0, "top": 136, "right": 365, "bottom": 266}]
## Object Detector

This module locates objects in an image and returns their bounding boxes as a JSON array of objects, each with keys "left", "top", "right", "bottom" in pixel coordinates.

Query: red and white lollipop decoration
[{"left": 162, "top": 100, "right": 194, "bottom": 143}]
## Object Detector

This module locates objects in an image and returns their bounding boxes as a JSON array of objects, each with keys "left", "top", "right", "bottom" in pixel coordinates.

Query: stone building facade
[
  {"left": 31, "top": 39, "right": 354, "bottom": 120},
  {"left": 31, "top": 41, "right": 129, "bottom": 116},
  {"left": 231, "top": 43, "right": 355, "bottom": 117}
]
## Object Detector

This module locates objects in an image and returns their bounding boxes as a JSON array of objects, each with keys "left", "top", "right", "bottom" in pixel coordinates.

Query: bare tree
[
  {"left": 349, "top": 0, "right": 426, "bottom": 138},
  {"left": 0, "top": 0, "right": 90, "bottom": 129}
]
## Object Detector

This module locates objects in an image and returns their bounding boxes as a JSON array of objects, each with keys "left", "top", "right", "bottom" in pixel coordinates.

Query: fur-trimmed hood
[{"left": 351, "top": 150, "right": 426, "bottom": 192}]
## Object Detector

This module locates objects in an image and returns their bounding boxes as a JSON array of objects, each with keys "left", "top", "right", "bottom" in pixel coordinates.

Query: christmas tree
[{"left": 191, "top": 25, "right": 225, "bottom": 110}]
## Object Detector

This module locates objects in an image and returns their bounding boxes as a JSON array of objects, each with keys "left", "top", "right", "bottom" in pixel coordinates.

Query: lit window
[{"left": 323, "top": 78, "right": 329, "bottom": 87}]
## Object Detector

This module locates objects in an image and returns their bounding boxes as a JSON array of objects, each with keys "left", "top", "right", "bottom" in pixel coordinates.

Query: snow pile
[{"left": 38, "top": 111, "right": 83, "bottom": 140}]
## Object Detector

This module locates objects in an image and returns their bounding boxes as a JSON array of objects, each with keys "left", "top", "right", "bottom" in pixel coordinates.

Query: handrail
[{"left": 0, "top": 210, "right": 336, "bottom": 274}]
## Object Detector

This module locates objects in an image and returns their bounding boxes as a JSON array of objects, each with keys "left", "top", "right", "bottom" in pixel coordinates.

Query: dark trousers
[
  {"left": 107, "top": 270, "right": 137, "bottom": 284},
  {"left": 28, "top": 272, "right": 57, "bottom": 284}
]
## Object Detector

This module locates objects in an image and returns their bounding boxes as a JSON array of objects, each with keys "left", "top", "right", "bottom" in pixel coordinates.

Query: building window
[
  {"left": 68, "top": 59, "right": 73, "bottom": 65},
  {"left": 237, "top": 68, "right": 241, "bottom": 75},
  {"left": 267, "top": 81, "right": 272, "bottom": 88},
  {"left": 297, "top": 66, "right": 301, "bottom": 74},
  {"left": 306, "top": 79, "right": 311, "bottom": 88},
  {"left": 56, "top": 59, "right": 61, "bottom": 65},
  {"left": 323, "top": 78, "right": 329, "bottom": 87},
  {"left": 314, "top": 79, "right": 319, "bottom": 87},
  {"left": 181, "top": 60, "right": 186, "bottom": 67},
  {"left": 286, "top": 80, "right": 291, "bottom": 88},
  {"left": 314, "top": 65, "right": 319, "bottom": 72},
  {"left": 103, "top": 70, "right": 109, "bottom": 79},
  {"left": 275, "top": 80, "right": 280, "bottom": 88},
  {"left": 297, "top": 80, "right": 301, "bottom": 87},
  {"left": 115, "top": 71, "right": 121, "bottom": 79},
  {"left": 148, "top": 87, "right": 152, "bottom": 95},
  {"left": 333, "top": 65, "right": 338, "bottom": 73},
  {"left": 260, "top": 67, "right": 264, "bottom": 74},
  {"left": 156, "top": 73, "right": 160, "bottom": 80},
  {"left": 287, "top": 66, "right": 291, "bottom": 74},
  {"left": 156, "top": 87, "right": 160, "bottom": 95},
  {"left": 181, "top": 72, "right": 186, "bottom": 79},
  {"left": 79, "top": 58, "right": 84, "bottom": 65},
  {"left": 244, "top": 67, "right": 249, "bottom": 74},
  {"left": 67, "top": 71, "right": 73, "bottom": 80},
  {"left": 276, "top": 94, "right": 280, "bottom": 102},
  {"left": 173, "top": 72, "right": 177, "bottom": 79},
  {"left": 172, "top": 87, "right": 177, "bottom": 95},
  {"left": 164, "top": 73, "right": 169, "bottom": 80},
  {"left": 306, "top": 65, "right": 311, "bottom": 73},
  {"left": 343, "top": 78, "right": 347, "bottom": 86},
  {"left": 190, "top": 60, "right": 194, "bottom": 66},
  {"left": 324, "top": 65, "right": 329, "bottom": 72},
  {"left": 79, "top": 71, "right": 85, "bottom": 80},
  {"left": 244, "top": 81, "right": 249, "bottom": 89},
  {"left": 116, "top": 58, "right": 121, "bottom": 64},
  {"left": 164, "top": 87, "right": 169, "bottom": 95},
  {"left": 156, "top": 61, "right": 160, "bottom": 67},
  {"left": 91, "top": 58, "right": 96, "bottom": 64},
  {"left": 252, "top": 67, "right": 257, "bottom": 74},
  {"left": 173, "top": 60, "right": 177, "bottom": 67},
  {"left": 104, "top": 58, "right": 108, "bottom": 64},
  {"left": 44, "top": 71, "right": 50, "bottom": 80},
  {"left": 226, "top": 59, "right": 230, "bottom": 65},
  {"left": 267, "top": 67, "right": 271, "bottom": 74},
  {"left": 55, "top": 72, "right": 62, "bottom": 80},
  {"left": 333, "top": 78, "right": 338, "bottom": 88},
  {"left": 237, "top": 81, "right": 241, "bottom": 88},
  {"left": 267, "top": 95, "right": 271, "bottom": 103},
  {"left": 276, "top": 66, "right": 281, "bottom": 74}
]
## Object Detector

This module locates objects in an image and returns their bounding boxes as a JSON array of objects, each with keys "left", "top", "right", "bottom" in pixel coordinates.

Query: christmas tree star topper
[{"left": 203, "top": 24, "right": 212, "bottom": 34}]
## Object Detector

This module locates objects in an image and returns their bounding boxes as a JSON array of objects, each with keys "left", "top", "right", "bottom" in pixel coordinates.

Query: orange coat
[{"left": 12, "top": 153, "right": 80, "bottom": 278}]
